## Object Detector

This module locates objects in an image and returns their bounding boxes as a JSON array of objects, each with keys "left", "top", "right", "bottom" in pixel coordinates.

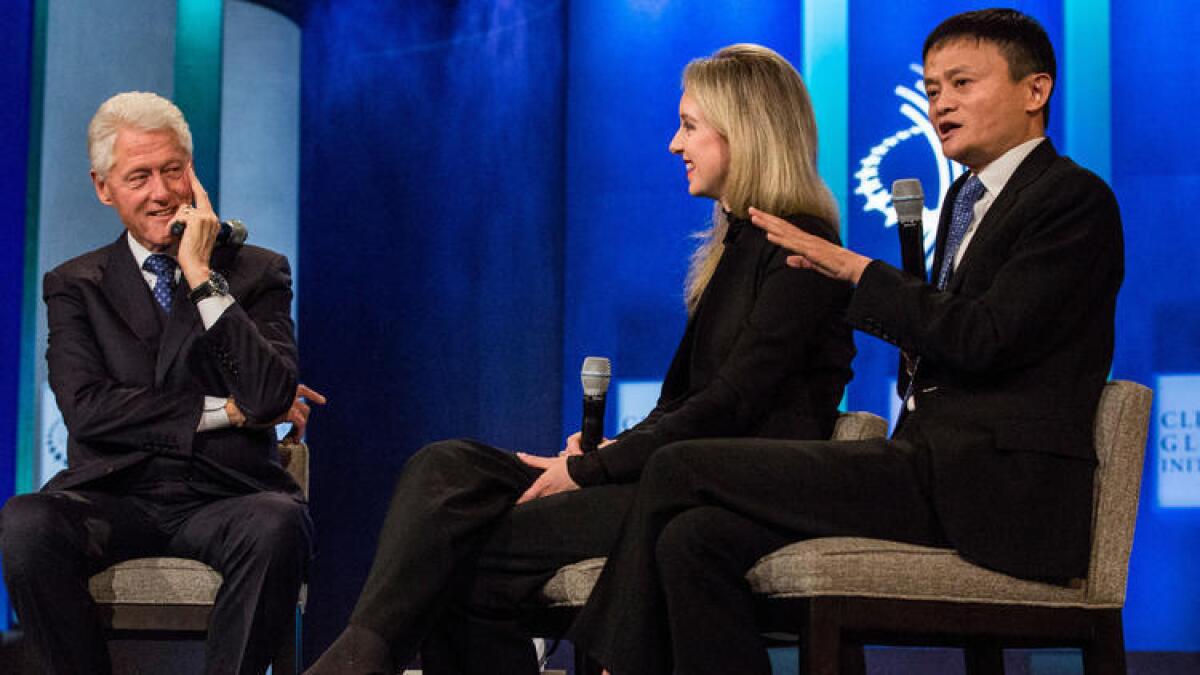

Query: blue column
[
  {"left": 11, "top": 0, "right": 41, "bottom": 501},
  {"left": 175, "top": 0, "right": 224, "bottom": 207},
  {"left": 803, "top": 0, "right": 849, "bottom": 239},
  {"left": 1063, "top": 0, "right": 1111, "bottom": 181}
]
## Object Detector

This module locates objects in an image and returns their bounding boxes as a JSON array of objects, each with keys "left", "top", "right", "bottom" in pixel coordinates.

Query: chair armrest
[{"left": 279, "top": 440, "right": 310, "bottom": 498}]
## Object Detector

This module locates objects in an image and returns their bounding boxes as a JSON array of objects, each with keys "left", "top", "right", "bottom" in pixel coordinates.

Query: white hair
[{"left": 88, "top": 91, "right": 192, "bottom": 178}]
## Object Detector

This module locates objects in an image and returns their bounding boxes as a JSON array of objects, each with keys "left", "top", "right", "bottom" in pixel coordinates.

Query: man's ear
[
  {"left": 91, "top": 170, "right": 113, "bottom": 206},
  {"left": 1025, "top": 72, "right": 1053, "bottom": 116}
]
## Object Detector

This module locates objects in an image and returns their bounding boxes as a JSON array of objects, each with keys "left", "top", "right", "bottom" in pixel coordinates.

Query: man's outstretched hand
[{"left": 225, "top": 383, "right": 327, "bottom": 441}]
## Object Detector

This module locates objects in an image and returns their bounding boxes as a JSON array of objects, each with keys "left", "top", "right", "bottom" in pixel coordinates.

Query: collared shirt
[
  {"left": 952, "top": 137, "right": 1045, "bottom": 269},
  {"left": 126, "top": 232, "right": 234, "bottom": 431}
]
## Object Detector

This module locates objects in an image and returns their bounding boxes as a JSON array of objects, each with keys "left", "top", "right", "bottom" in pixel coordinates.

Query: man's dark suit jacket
[
  {"left": 848, "top": 140, "right": 1124, "bottom": 580},
  {"left": 42, "top": 234, "right": 302, "bottom": 498}
]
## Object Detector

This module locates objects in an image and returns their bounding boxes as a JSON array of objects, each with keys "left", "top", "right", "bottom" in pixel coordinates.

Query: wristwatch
[{"left": 188, "top": 270, "right": 230, "bottom": 304}]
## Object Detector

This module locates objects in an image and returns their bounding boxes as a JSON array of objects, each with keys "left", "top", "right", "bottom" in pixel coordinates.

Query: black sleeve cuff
[
  {"left": 847, "top": 260, "right": 909, "bottom": 349},
  {"left": 567, "top": 452, "right": 609, "bottom": 487}
]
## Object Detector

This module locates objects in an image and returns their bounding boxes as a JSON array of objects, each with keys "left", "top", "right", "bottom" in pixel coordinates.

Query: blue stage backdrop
[
  {"left": 0, "top": 0, "right": 33, "bottom": 631},
  {"left": 296, "top": 0, "right": 567, "bottom": 659},
  {"left": 4, "top": 0, "right": 1200, "bottom": 663},
  {"left": 1111, "top": 0, "right": 1200, "bottom": 650},
  {"left": 561, "top": 0, "right": 803, "bottom": 445}
]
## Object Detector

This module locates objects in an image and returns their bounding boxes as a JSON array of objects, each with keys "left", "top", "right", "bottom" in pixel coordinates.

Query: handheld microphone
[
  {"left": 170, "top": 218, "right": 248, "bottom": 246},
  {"left": 580, "top": 356, "right": 611, "bottom": 453},
  {"left": 892, "top": 179, "right": 926, "bottom": 282}
]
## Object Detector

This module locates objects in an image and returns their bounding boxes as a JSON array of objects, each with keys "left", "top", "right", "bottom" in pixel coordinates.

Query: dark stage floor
[{"left": 1, "top": 630, "right": 1196, "bottom": 674}]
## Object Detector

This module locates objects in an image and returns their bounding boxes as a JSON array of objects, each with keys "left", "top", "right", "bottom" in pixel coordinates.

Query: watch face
[
  {"left": 211, "top": 271, "right": 229, "bottom": 295},
  {"left": 190, "top": 271, "right": 230, "bottom": 303}
]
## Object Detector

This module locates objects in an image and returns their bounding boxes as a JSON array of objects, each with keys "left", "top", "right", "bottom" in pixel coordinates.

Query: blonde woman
[{"left": 305, "top": 44, "right": 852, "bottom": 675}]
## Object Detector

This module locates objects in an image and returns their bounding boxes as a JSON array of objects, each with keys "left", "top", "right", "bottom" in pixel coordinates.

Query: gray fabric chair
[
  {"left": 532, "top": 382, "right": 1151, "bottom": 675},
  {"left": 535, "top": 412, "right": 890, "bottom": 612},
  {"left": 87, "top": 441, "right": 310, "bottom": 675},
  {"left": 753, "top": 379, "right": 1151, "bottom": 675},
  {"left": 525, "top": 412, "right": 890, "bottom": 665}
]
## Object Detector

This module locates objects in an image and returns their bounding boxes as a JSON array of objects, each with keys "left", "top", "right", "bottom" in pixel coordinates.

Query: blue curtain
[
  {"left": 296, "top": 0, "right": 567, "bottom": 656},
  {"left": 0, "top": 0, "right": 34, "bottom": 630}
]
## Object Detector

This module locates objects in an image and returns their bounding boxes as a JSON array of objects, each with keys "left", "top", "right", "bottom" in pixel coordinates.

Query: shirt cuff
[
  {"left": 197, "top": 396, "right": 232, "bottom": 431},
  {"left": 196, "top": 295, "right": 235, "bottom": 330}
]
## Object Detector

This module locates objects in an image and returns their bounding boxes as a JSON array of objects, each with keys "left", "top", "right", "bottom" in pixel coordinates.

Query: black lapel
[
  {"left": 154, "top": 273, "right": 202, "bottom": 385},
  {"left": 99, "top": 236, "right": 162, "bottom": 350},
  {"left": 154, "top": 244, "right": 241, "bottom": 385},
  {"left": 947, "top": 140, "right": 1059, "bottom": 293}
]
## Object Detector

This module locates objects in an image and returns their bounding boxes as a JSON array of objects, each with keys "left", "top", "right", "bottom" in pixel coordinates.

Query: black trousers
[
  {"left": 346, "top": 439, "right": 635, "bottom": 674},
  {"left": 0, "top": 458, "right": 312, "bottom": 675},
  {"left": 569, "top": 434, "right": 950, "bottom": 675}
]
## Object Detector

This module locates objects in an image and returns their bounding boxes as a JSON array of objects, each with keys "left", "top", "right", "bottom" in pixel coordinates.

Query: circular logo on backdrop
[
  {"left": 853, "top": 64, "right": 965, "bottom": 267},
  {"left": 43, "top": 414, "right": 69, "bottom": 470}
]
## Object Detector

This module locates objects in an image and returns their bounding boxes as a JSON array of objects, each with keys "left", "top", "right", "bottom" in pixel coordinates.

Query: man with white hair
[{"left": 0, "top": 91, "right": 319, "bottom": 674}]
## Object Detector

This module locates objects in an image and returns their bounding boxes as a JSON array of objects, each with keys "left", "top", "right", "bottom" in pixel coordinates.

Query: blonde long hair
[{"left": 681, "top": 44, "right": 837, "bottom": 313}]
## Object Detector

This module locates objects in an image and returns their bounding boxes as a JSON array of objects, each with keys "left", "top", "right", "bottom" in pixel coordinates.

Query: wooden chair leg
[
  {"left": 964, "top": 641, "right": 1005, "bottom": 675},
  {"left": 800, "top": 599, "right": 845, "bottom": 675},
  {"left": 838, "top": 637, "right": 866, "bottom": 675},
  {"left": 1082, "top": 610, "right": 1126, "bottom": 675}
]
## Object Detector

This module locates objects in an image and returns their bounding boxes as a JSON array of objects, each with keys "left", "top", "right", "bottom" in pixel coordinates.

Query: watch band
[{"left": 188, "top": 271, "right": 229, "bottom": 304}]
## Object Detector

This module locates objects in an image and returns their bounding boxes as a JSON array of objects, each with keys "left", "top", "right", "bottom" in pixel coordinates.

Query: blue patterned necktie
[
  {"left": 143, "top": 254, "right": 177, "bottom": 313},
  {"left": 935, "top": 175, "right": 986, "bottom": 289}
]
